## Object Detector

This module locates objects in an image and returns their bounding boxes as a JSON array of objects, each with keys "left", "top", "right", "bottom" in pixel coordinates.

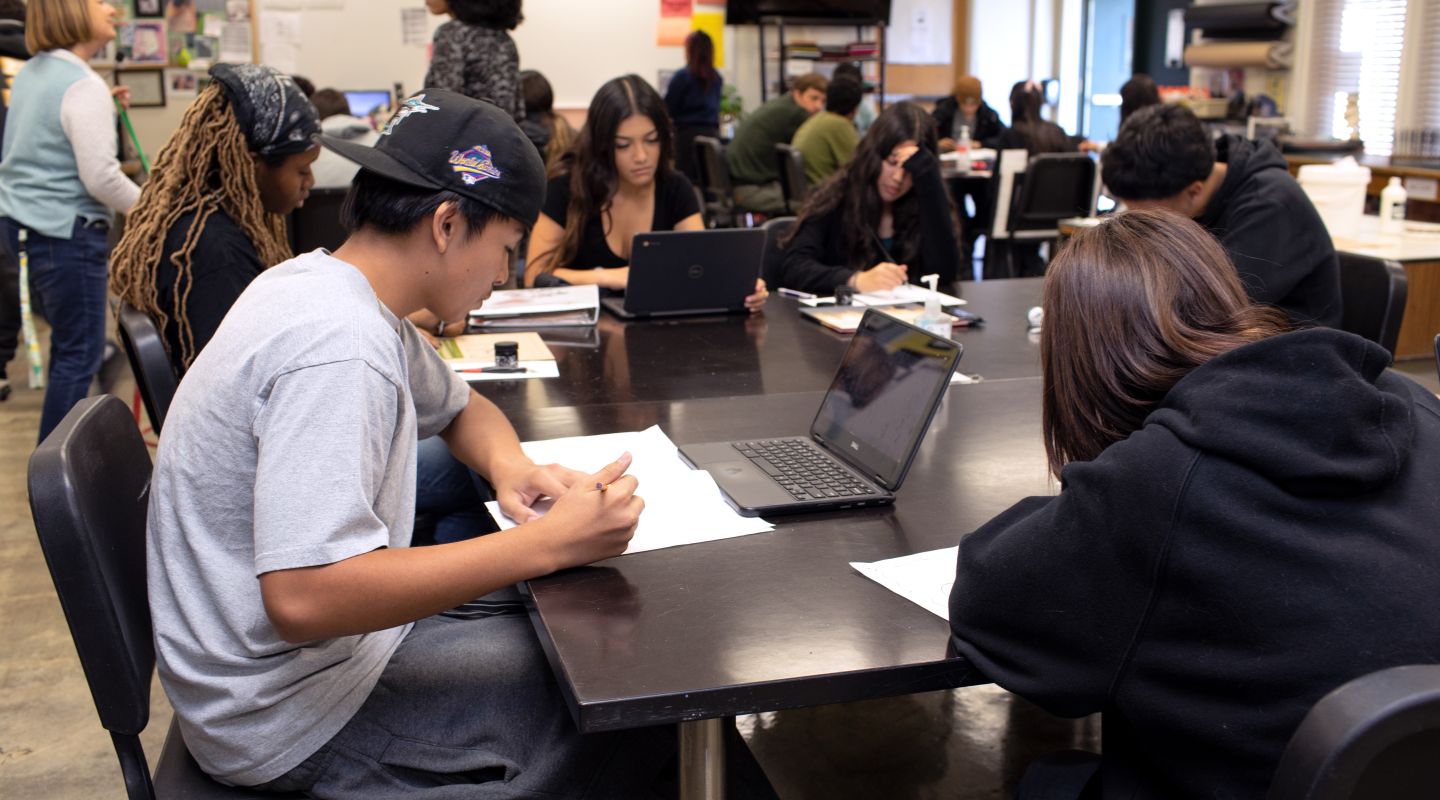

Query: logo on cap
[
  {"left": 382, "top": 95, "right": 441, "bottom": 136},
  {"left": 449, "top": 145, "right": 502, "bottom": 185}
]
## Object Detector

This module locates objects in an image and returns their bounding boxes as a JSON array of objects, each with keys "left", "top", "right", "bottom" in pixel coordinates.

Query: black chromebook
[
  {"left": 601, "top": 229, "right": 766, "bottom": 319},
  {"left": 679, "top": 309, "right": 962, "bottom": 517}
]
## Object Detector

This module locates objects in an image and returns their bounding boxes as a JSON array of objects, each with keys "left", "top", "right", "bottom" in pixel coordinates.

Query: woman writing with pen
[{"left": 777, "top": 102, "right": 960, "bottom": 296}]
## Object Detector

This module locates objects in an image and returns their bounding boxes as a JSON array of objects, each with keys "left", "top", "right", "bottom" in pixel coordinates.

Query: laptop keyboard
[{"left": 732, "top": 439, "right": 878, "bottom": 501}]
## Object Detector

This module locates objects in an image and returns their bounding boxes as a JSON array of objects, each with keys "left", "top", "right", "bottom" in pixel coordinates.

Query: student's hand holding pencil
[{"left": 529, "top": 453, "right": 643, "bottom": 568}]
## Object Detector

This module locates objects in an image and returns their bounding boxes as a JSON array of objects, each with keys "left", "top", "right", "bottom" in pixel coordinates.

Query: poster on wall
[
  {"left": 657, "top": 0, "right": 692, "bottom": 46},
  {"left": 692, "top": 11, "right": 724, "bottom": 68},
  {"left": 169, "top": 0, "right": 199, "bottom": 33},
  {"left": 165, "top": 67, "right": 200, "bottom": 98},
  {"left": 128, "top": 19, "right": 170, "bottom": 65},
  {"left": 135, "top": 0, "right": 163, "bottom": 17}
]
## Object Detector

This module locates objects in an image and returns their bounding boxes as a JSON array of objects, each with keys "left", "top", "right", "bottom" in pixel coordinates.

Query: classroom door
[{"left": 1080, "top": 0, "right": 1133, "bottom": 141}]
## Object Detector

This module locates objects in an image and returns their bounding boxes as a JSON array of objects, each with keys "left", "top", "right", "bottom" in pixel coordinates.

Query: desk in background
[
  {"left": 1333, "top": 215, "right": 1440, "bottom": 361},
  {"left": 470, "top": 279, "right": 1049, "bottom": 799}
]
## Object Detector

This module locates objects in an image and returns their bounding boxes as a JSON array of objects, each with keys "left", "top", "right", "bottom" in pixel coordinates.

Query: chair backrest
[
  {"left": 288, "top": 186, "right": 350, "bottom": 254},
  {"left": 1268, "top": 665, "right": 1440, "bottom": 800},
  {"left": 1337, "top": 253, "right": 1407, "bottom": 357},
  {"left": 1433, "top": 334, "right": 1438, "bottom": 383},
  {"left": 29, "top": 395, "right": 158, "bottom": 800},
  {"left": 774, "top": 143, "right": 809, "bottom": 214},
  {"left": 116, "top": 302, "right": 180, "bottom": 435},
  {"left": 1010, "top": 153, "right": 1098, "bottom": 233},
  {"left": 694, "top": 135, "right": 733, "bottom": 198},
  {"left": 987, "top": 148, "right": 1030, "bottom": 240},
  {"left": 761, "top": 216, "right": 797, "bottom": 290}
]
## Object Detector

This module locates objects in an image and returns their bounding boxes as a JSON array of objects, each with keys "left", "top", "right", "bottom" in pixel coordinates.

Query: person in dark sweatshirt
[
  {"left": 0, "top": 0, "right": 27, "bottom": 402},
  {"left": 776, "top": 101, "right": 960, "bottom": 295},
  {"left": 1102, "top": 104, "right": 1341, "bottom": 327},
  {"left": 932, "top": 74, "right": 1005, "bottom": 152},
  {"left": 949, "top": 209, "right": 1440, "bottom": 799}
]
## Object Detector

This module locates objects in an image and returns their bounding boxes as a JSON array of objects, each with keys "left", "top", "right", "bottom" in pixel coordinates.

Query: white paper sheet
[
  {"left": 401, "top": 7, "right": 429, "bottom": 46},
  {"left": 484, "top": 426, "right": 775, "bottom": 556},
  {"left": 850, "top": 547, "right": 958, "bottom": 620},
  {"left": 258, "top": 10, "right": 302, "bottom": 73},
  {"left": 799, "top": 284, "right": 966, "bottom": 308}
]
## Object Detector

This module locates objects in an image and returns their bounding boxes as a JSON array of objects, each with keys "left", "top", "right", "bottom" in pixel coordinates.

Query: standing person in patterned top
[{"left": 423, "top": 0, "right": 525, "bottom": 122}]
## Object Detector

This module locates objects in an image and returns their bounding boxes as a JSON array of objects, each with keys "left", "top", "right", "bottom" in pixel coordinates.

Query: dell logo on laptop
[
  {"left": 688, "top": 263, "right": 705, "bottom": 280},
  {"left": 850, "top": 441, "right": 860, "bottom": 451}
]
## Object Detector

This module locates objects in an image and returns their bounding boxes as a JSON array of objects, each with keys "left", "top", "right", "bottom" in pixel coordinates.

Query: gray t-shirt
[{"left": 147, "top": 250, "right": 470, "bottom": 786}]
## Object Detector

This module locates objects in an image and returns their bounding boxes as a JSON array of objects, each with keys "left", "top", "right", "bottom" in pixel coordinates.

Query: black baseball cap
[{"left": 320, "top": 89, "right": 546, "bottom": 226}]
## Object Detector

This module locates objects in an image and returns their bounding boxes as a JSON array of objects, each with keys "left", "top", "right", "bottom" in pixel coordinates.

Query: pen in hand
[{"left": 596, "top": 481, "right": 609, "bottom": 493}]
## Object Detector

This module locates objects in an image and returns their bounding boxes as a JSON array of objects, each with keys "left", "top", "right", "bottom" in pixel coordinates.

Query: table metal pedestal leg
[{"left": 679, "top": 717, "right": 726, "bottom": 800}]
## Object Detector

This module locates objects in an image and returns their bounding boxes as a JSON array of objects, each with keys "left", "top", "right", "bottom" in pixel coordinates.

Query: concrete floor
[{"left": 3, "top": 334, "right": 1436, "bottom": 799}]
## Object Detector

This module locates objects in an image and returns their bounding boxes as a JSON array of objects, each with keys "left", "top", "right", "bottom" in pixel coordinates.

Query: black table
[{"left": 472, "top": 278, "right": 1050, "bottom": 799}]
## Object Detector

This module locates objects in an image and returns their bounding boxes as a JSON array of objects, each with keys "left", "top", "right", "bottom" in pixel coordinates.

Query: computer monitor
[{"left": 343, "top": 90, "right": 392, "bottom": 118}]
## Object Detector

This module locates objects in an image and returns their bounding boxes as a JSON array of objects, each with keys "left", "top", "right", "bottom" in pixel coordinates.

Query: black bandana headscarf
[{"left": 209, "top": 63, "right": 320, "bottom": 158}]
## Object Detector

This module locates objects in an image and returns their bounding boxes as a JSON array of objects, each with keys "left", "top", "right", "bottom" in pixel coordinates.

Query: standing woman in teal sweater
[{"left": 0, "top": 0, "right": 139, "bottom": 442}]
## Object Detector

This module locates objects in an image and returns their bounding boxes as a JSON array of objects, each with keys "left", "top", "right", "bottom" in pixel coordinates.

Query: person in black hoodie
[
  {"left": 0, "top": 0, "right": 26, "bottom": 401},
  {"left": 949, "top": 209, "right": 1440, "bottom": 799},
  {"left": 777, "top": 101, "right": 960, "bottom": 294},
  {"left": 1102, "top": 104, "right": 1341, "bottom": 327},
  {"left": 932, "top": 74, "right": 1005, "bottom": 151}
]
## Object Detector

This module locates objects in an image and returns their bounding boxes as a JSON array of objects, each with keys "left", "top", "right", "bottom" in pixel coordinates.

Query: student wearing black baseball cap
[{"left": 144, "top": 90, "right": 783, "bottom": 798}]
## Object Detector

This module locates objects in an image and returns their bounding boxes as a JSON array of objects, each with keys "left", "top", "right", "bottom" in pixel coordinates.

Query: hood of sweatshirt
[
  {"left": 1197, "top": 134, "right": 1289, "bottom": 230},
  {"left": 1147, "top": 329, "right": 1415, "bottom": 496}
]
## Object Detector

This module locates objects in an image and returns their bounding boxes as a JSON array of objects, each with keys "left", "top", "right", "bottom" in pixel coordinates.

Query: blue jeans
[
  {"left": 1, "top": 218, "right": 110, "bottom": 443},
  {"left": 415, "top": 436, "right": 500, "bottom": 545}
]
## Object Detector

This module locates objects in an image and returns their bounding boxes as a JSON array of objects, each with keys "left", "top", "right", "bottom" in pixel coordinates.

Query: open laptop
[
  {"left": 600, "top": 229, "right": 766, "bottom": 319},
  {"left": 679, "top": 309, "right": 962, "bottom": 517},
  {"left": 343, "top": 89, "right": 392, "bottom": 117}
]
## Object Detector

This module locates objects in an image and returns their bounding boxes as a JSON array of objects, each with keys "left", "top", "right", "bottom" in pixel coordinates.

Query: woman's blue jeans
[{"left": 1, "top": 217, "right": 110, "bottom": 444}]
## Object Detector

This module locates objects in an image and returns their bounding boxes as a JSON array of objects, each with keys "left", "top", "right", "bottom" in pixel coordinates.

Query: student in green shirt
[
  {"left": 726, "top": 73, "right": 826, "bottom": 215},
  {"left": 791, "top": 76, "right": 862, "bottom": 185}
]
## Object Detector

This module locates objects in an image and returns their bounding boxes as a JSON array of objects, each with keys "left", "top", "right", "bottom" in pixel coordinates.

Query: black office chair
[
  {"left": 1337, "top": 252, "right": 1408, "bottom": 358},
  {"left": 760, "top": 216, "right": 796, "bottom": 291},
  {"left": 115, "top": 302, "right": 179, "bottom": 435},
  {"left": 774, "top": 143, "right": 809, "bottom": 215},
  {"left": 1268, "top": 665, "right": 1440, "bottom": 799},
  {"left": 694, "top": 136, "right": 737, "bottom": 228},
  {"left": 288, "top": 186, "right": 350, "bottom": 254},
  {"left": 27, "top": 395, "right": 304, "bottom": 799},
  {"left": 995, "top": 153, "right": 1097, "bottom": 278}
]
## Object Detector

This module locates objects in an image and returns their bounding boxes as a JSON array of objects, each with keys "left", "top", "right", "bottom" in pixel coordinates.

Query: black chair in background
[
  {"left": 1268, "top": 665, "right": 1440, "bottom": 800},
  {"left": 774, "top": 143, "right": 809, "bottom": 215},
  {"left": 760, "top": 216, "right": 796, "bottom": 291},
  {"left": 694, "top": 136, "right": 737, "bottom": 228},
  {"left": 988, "top": 153, "right": 1097, "bottom": 279},
  {"left": 1337, "top": 253, "right": 1408, "bottom": 358},
  {"left": 28, "top": 395, "right": 304, "bottom": 799},
  {"left": 288, "top": 186, "right": 350, "bottom": 254},
  {"left": 116, "top": 302, "right": 179, "bottom": 435}
]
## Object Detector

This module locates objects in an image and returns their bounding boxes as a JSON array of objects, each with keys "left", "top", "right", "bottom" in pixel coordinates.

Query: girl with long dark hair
[
  {"left": 526, "top": 73, "right": 766, "bottom": 310},
  {"left": 777, "top": 101, "right": 960, "bottom": 295},
  {"left": 664, "top": 30, "right": 722, "bottom": 183},
  {"left": 949, "top": 209, "right": 1440, "bottom": 795},
  {"left": 995, "top": 80, "right": 1073, "bottom": 155}
]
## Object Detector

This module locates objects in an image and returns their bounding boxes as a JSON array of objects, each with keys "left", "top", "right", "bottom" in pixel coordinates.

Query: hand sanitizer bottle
[
  {"left": 955, "top": 125, "right": 971, "bottom": 174},
  {"left": 1380, "top": 176, "right": 1407, "bottom": 236},
  {"left": 916, "top": 274, "right": 952, "bottom": 339}
]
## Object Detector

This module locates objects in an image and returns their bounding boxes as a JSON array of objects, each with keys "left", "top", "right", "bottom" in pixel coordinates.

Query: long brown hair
[
  {"left": 1041, "top": 209, "right": 1289, "bottom": 476},
  {"left": 110, "top": 85, "right": 292, "bottom": 369}
]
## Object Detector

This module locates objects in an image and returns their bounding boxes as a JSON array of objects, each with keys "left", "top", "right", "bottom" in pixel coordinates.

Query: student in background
[
  {"left": 949, "top": 209, "right": 1440, "bottom": 796},
  {"left": 144, "top": 91, "right": 716, "bottom": 798},
  {"left": 0, "top": 0, "right": 140, "bottom": 442},
  {"left": 309, "top": 87, "right": 377, "bottom": 189},
  {"left": 526, "top": 73, "right": 767, "bottom": 310},
  {"left": 518, "top": 69, "right": 574, "bottom": 171},
  {"left": 933, "top": 74, "right": 1004, "bottom": 151},
  {"left": 791, "top": 75, "right": 862, "bottom": 185},
  {"left": 110, "top": 64, "right": 319, "bottom": 372},
  {"left": 664, "top": 29, "right": 721, "bottom": 185},
  {"left": 1102, "top": 104, "right": 1341, "bottom": 327},
  {"left": 1119, "top": 73, "right": 1161, "bottom": 127},
  {"left": 0, "top": 0, "right": 27, "bottom": 403},
  {"left": 424, "top": 0, "right": 525, "bottom": 122},
  {"left": 994, "top": 80, "right": 1074, "bottom": 155},
  {"left": 727, "top": 73, "right": 827, "bottom": 216},
  {"left": 778, "top": 102, "right": 960, "bottom": 295},
  {"left": 833, "top": 62, "right": 875, "bottom": 135}
]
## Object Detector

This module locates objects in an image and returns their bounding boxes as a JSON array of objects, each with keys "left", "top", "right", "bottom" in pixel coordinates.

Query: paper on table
[
  {"left": 850, "top": 547, "right": 958, "bottom": 621},
  {"left": 457, "top": 360, "right": 560, "bottom": 382},
  {"left": 800, "top": 284, "right": 966, "bottom": 308},
  {"left": 484, "top": 426, "right": 774, "bottom": 555}
]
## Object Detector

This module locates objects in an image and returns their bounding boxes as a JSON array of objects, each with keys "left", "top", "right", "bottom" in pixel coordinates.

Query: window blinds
[{"left": 1305, "top": 0, "right": 1409, "bottom": 156}]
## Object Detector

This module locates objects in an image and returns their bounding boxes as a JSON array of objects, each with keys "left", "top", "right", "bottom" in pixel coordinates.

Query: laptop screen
[
  {"left": 343, "top": 90, "right": 392, "bottom": 118},
  {"left": 810, "top": 310, "right": 961, "bottom": 489}
]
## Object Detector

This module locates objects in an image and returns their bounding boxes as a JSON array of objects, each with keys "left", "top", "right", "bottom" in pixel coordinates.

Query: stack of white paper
[
  {"left": 484, "top": 426, "right": 775, "bottom": 555},
  {"left": 850, "top": 547, "right": 958, "bottom": 621},
  {"left": 799, "top": 284, "right": 967, "bottom": 308}
]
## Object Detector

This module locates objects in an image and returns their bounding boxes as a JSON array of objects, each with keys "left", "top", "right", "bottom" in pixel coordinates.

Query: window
[{"left": 1306, "top": 0, "right": 1408, "bottom": 156}]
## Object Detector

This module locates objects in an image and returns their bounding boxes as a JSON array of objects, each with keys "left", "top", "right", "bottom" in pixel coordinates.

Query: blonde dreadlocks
[{"left": 110, "top": 85, "right": 293, "bottom": 369}]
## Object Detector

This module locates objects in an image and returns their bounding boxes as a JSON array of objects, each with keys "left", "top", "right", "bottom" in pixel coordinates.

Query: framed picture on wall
[
  {"left": 135, "top": 0, "right": 163, "bottom": 17},
  {"left": 117, "top": 68, "right": 166, "bottom": 107},
  {"left": 128, "top": 19, "right": 169, "bottom": 65}
]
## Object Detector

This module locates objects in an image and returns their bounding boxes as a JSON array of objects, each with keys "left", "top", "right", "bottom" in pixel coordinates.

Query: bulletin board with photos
[{"left": 94, "top": 0, "right": 258, "bottom": 104}]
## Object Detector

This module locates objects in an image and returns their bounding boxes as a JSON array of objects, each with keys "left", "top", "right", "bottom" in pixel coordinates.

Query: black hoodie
[
  {"left": 950, "top": 329, "right": 1440, "bottom": 798},
  {"left": 1198, "top": 135, "right": 1342, "bottom": 328},
  {"left": 1, "top": 18, "right": 27, "bottom": 158}
]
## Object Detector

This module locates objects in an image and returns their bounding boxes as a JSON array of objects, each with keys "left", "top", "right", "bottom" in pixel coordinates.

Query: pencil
[{"left": 596, "top": 482, "right": 608, "bottom": 492}]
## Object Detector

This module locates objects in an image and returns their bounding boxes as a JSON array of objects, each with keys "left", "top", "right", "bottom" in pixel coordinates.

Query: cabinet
[{"left": 757, "top": 16, "right": 887, "bottom": 107}]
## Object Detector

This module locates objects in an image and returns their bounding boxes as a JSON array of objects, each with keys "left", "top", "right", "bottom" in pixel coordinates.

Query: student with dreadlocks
[{"left": 110, "top": 63, "right": 320, "bottom": 372}]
